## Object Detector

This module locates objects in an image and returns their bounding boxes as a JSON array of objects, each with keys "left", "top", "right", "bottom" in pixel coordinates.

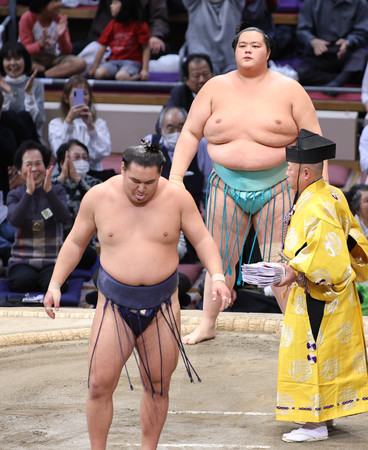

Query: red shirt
[{"left": 98, "top": 20, "right": 150, "bottom": 63}]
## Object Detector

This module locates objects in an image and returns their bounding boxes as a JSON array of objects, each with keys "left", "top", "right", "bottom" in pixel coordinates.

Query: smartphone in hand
[{"left": 72, "top": 88, "right": 84, "bottom": 106}]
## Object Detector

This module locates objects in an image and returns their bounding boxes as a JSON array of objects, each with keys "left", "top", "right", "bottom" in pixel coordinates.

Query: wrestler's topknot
[
  {"left": 122, "top": 139, "right": 166, "bottom": 170},
  {"left": 140, "top": 138, "right": 161, "bottom": 153}
]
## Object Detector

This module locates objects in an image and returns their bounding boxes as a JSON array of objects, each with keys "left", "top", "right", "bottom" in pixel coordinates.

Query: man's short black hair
[
  {"left": 0, "top": 41, "right": 32, "bottom": 76},
  {"left": 182, "top": 53, "right": 213, "bottom": 79},
  {"left": 232, "top": 23, "right": 272, "bottom": 52},
  {"left": 122, "top": 139, "right": 166, "bottom": 171},
  {"left": 14, "top": 140, "right": 51, "bottom": 170}
]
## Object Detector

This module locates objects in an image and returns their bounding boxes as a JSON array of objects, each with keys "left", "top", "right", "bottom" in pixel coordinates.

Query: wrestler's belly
[
  {"left": 99, "top": 246, "right": 180, "bottom": 287},
  {"left": 207, "top": 140, "right": 290, "bottom": 171}
]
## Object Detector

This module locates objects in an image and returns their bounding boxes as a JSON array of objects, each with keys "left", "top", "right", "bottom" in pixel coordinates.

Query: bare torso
[
  {"left": 202, "top": 70, "right": 309, "bottom": 171},
  {"left": 92, "top": 176, "right": 182, "bottom": 286}
]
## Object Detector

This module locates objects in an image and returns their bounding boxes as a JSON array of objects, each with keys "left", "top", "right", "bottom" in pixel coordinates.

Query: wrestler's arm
[
  {"left": 44, "top": 187, "right": 98, "bottom": 318},
  {"left": 178, "top": 187, "right": 231, "bottom": 310},
  {"left": 289, "top": 79, "right": 329, "bottom": 180},
  {"left": 169, "top": 79, "right": 214, "bottom": 185}
]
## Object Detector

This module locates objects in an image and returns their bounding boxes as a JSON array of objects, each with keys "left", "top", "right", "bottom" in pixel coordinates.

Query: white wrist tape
[
  {"left": 169, "top": 174, "right": 185, "bottom": 187},
  {"left": 211, "top": 273, "right": 226, "bottom": 284}
]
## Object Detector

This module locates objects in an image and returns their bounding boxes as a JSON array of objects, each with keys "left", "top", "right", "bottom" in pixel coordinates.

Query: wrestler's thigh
[
  {"left": 207, "top": 182, "right": 251, "bottom": 262},
  {"left": 253, "top": 184, "right": 294, "bottom": 262},
  {"left": 88, "top": 293, "right": 134, "bottom": 389},
  {"left": 136, "top": 293, "right": 181, "bottom": 392}
]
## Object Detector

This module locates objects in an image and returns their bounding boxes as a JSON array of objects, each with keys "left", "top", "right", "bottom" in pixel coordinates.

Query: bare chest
[
  {"left": 204, "top": 83, "right": 298, "bottom": 143},
  {"left": 95, "top": 199, "right": 181, "bottom": 248}
]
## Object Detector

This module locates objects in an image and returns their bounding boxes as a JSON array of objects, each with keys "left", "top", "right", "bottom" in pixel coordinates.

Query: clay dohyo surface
[{"left": 1, "top": 331, "right": 368, "bottom": 449}]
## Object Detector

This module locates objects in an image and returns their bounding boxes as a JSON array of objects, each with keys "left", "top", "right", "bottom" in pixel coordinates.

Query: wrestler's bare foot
[{"left": 182, "top": 324, "right": 216, "bottom": 345}]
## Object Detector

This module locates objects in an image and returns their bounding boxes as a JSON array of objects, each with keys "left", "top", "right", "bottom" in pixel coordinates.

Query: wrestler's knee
[{"left": 88, "top": 373, "right": 116, "bottom": 399}]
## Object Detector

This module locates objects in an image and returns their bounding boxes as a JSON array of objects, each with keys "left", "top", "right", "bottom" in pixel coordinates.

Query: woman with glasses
[{"left": 6, "top": 140, "right": 70, "bottom": 293}]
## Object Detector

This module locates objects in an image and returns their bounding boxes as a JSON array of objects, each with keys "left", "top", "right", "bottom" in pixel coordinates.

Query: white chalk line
[
  {"left": 168, "top": 410, "right": 273, "bottom": 416},
  {"left": 121, "top": 445, "right": 270, "bottom": 449}
]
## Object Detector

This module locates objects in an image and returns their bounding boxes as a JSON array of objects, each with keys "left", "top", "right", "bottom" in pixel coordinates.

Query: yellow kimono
[{"left": 276, "top": 179, "right": 368, "bottom": 423}]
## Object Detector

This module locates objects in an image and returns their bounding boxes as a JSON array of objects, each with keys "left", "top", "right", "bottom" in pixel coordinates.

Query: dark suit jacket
[
  {"left": 166, "top": 83, "right": 195, "bottom": 112},
  {"left": 155, "top": 83, "right": 195, "bottom": 133}
]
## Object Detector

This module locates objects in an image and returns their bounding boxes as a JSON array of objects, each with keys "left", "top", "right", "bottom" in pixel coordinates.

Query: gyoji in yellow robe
[{"left": 276, "top": 179, "right": 368, "bottom": 423}]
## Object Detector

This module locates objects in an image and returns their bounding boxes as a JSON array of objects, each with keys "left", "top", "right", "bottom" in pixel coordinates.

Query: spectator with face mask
[
  {"left": 52, "top": 139, "right": 100, "bottom": 270},
  {"left": 145, "top": 105, "right": 211, "bottom": 210}
]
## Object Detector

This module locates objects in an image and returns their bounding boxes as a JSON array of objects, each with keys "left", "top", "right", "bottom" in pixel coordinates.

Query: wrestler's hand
[
  {"left": 44, "top": 282, "right": 61, "bottom": 319},
  {"left": 212, "top": 281, "right": 231, "bottom": 312}
]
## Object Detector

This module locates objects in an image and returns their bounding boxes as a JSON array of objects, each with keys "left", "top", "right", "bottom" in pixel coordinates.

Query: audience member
[
  {"left": 82, "top": 0, "right": 170, "bottom": 60},
  {"left": 0, "top": 191, "right": 14, "bottom": 274},
  {"left": 0, "top": 42, "right": 45, "bottom": 143},
  {"left": 358, "top": 124, "right": 368, "bottom": 174},
  {"left": 145, "top": 106, "right": 210, "bottom": 209},
  {"left": 360, "top": 62, "right": 368, "bottom": 118},
  {"left": 346, "top": 183, "right": 368, "bottom": 311},
  {"left": 177, "top": 231, "right": 193, "bottom": 308},
  {"left": 296, "top": 0, "right": 368, "bottom": 87},
  {"left": 242, "top": 0, "right": 277, "bottom": 40},
  {"left": 87, "top": 0, "right": 150, "bottom": 81},
  {"left": 6, "top": 140, "right": 70, "bottom": 293},
  {"left": 153, "top": 53, "right": 213, "bottom": 133},
  {"left": 18, "top": 0, "right": 86, "bottom": 78},
  {"left": 346, "top": 184, "right": 368, "bottom": 239},
  {"left": 169, "top": 53, "right": 213, "bottom": 111},
  {"left": 0, "top": 91, "right": 17, "bottom": 200},
  {"left": 52, "top": 139, "right": 100, "bottom": 270},
  {"left": 141, "top": 0, "right": 171, "bottom": 58},
  {"left": 48, "top": 75, "right": 113, "bottom": 181},
  {"left": 167, "top": 0, "right": 186, "bottom": 14},
  {"left": 182, "top": 0, "right": 243, "bottom": 75}
]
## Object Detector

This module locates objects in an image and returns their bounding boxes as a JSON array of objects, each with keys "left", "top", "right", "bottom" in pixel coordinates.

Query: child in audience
[
  {"left": 18, "top": 0, "right": 86, "bottom": 78},
  {"left": 48, "top": 75, "right": 113, "bottom": 181},
  {"left": 87, "top": 0, "right": 150, "bottom": 81},
  {"left": 0, "top": 42, "right": 45, "bottom": 143}
]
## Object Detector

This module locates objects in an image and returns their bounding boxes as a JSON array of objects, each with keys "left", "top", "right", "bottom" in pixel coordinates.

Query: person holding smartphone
[{"left": 48, "top": 75, "right": 114, "bottom": 181}]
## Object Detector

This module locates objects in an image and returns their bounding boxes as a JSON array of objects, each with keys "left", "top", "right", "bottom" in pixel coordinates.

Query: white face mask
[
  {"left": 162, "top": 131, "right": 181, "bottom": 151},
  {"left": 73, "top": 159, "right": 90, "bottom": 178}
]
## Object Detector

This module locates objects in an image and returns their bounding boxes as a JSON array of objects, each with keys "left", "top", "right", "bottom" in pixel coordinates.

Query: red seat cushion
[
  {"left": 178, "top": 264, "right": 203, "bottom": 285},
  {"left": 328, "top": 164, "right": 351, "bottom": 187}
]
